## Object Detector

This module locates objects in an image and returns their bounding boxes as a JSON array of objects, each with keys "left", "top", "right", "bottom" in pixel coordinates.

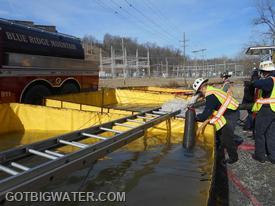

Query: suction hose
[{"left": 183, "top": 107, "right": 196, "bottom": 150}]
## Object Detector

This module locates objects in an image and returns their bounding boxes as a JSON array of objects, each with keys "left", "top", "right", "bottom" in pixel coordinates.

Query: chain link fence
[
  {"left": 99, "top": 49, "right": 249, "bottom": 79},
  {"left": 100, "top": 62, "right": 249, "bottom": 79},
  {"left": 149, "top": 63, "right": 248, "bottom": 78}
]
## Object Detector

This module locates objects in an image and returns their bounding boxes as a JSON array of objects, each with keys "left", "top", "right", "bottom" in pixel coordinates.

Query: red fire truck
[{"left": 0, "top": 18, "right": 99, "bottom": 105}]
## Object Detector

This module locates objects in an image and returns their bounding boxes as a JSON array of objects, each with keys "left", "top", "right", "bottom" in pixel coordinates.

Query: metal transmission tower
[{"left": 180, "top": 32, "right": 189, "bottom": 68}]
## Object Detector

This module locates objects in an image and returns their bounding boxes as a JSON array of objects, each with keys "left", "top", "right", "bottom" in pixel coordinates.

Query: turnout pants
[
  {"left": 255, "top": 106, "right": 275, "bottom": 160},
  {"left": 216, "top": 111, "right": 239, "bottom": 160}
]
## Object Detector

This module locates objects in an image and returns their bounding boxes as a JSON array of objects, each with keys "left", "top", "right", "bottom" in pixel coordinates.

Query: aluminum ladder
[{"left": 0, "top": 108, "right": 180, "bottom": 200}]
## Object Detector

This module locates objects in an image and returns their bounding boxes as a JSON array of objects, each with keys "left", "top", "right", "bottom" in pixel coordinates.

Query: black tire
[
  {"left": 60, "top": 82, "right": 80, "bottom": 94},
  {"left": 22, "top": 84, "right": 52, "bottom": 105}
]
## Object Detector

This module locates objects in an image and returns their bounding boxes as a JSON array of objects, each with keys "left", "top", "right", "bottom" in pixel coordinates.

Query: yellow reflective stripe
[
  {"left": 256, "top": 98, "right": 275, "bottom": 104},
  {"left": 231, "top": 99, "right": 239, "bottom": 107},
  {"left": 210, "top": 116, "right": 224, "bottom": 126},
  {"left": 253, "top": 77, "right": 275, "bottom": 112},
  {"left": 212, "top": 118, "right": 224, "bottom": 129},
  {"left": 216, "top": 95, "right": 232, "bottom": 117},
  {"left": 217, "top": 119, "right": 224, "bottom": 127},
  {"left": 206, "top": 91, "right": 238, "bottom": 108},
  {"left": 206, "top": 91, "right": 226, "bottom": 99},
  {"left": 210, "top": 95, "right": 232, "bottom": 124}
]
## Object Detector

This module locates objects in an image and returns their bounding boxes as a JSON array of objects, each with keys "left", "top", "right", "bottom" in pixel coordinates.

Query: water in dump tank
[
  {"left": 0, "top": 98, "right": 212, "bottom": 206},
  {"left": 36, "top": 131, "right": 213, "bottom": 206}
]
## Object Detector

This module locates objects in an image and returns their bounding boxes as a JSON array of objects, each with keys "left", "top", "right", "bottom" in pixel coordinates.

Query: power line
[
  {"left": 95, "top": 0, "right": 174, "bottom": 44},
  {"left": 95, "top": 0, "right": 123, "bottom": 19},
  {"left": 142, "top": 0, "right": 182, "bottom": 34},
  {"left": 108, "top": 0, "right": 173, "bottom": 43},
  {"left": 124, "top": 0, "right": 178, "bottom": 41},
  {"left": 123, "top": 0, "right": 178, "bottom": 41}
]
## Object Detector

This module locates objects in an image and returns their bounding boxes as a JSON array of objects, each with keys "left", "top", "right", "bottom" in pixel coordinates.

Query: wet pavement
[{"left": 213, "top": 125, "right": 275, "bottom": 206}]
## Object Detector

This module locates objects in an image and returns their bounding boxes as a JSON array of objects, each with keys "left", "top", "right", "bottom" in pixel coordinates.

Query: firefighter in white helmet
[
  {"left": 251, "top": 60, "right": 275, "bottom": 163},
  {"left": 193, "top": 77, "right": 239, "bottom": 164}
]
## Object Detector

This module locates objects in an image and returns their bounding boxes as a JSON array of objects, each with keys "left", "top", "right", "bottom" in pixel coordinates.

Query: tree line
[
  {"left": 83, "top": 33, "right": 185, "bottom": 66},
  {"left": 82, "top": 0, "right": 274, "bottom": 70}
]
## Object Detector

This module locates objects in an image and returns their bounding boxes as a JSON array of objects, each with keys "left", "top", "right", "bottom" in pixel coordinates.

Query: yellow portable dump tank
[
  {"left": 45, "top": 88, "right": 190, "bottom": 113},
  {"left": 0, "top": 88, "right": 216, "bottom": 205},
  {"left": 0, "top": 103, "right": 125, "bottom": 150}
]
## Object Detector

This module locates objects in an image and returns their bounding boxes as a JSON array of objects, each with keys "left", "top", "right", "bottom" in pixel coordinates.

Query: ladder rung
[
  {"left": 0, "top": 165, "right": 19, "bottom": 176},
  {"left": 81, "top": 132, "right": 107, "bottom": 140},
  {"left": 59, "top": 140, "right": 88, "bottom": 149},
  {"left": 100, "top": 127, "right": 123, "bottom": 134},
  {"left": 145, "top": 113, "right": 160, "bottom": 117},
  {"left": 28, "top": 149, "right": 58, "bottom": 160},
  {"left": 137, "top": 115, "right": 154, "bottom": 119},
  {"left": 11, "top": 162, "right": 30, "bottom": 171},
  {"left": 127, "top": 119, "right": 145, "bottom": 124},
  {"left": 153, "top": 111, "right": 167, "bottom": 115},
  {"left": 115, "top": 123, "right": 136, "bottom": 128},
  {"left": 72, "top": 141, "right": 89, "bottom": 148},
  {"left": 45, "top": 150, "right": 64, "bottom": 157}
]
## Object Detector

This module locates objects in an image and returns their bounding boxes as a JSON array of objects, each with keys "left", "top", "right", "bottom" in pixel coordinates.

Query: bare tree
[{"left": 254, "top": 0, "right": 275, "bottom": 43}]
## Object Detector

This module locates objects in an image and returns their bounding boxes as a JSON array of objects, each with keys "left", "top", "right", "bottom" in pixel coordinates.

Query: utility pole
[
  {"left": 121, "top": 38, "right": 124, "bottom": 58},
  {"left": 165, "top": 58, "right": 168, "bottom": 77},
  {"left": 136, "top": 49, "right": 139, "bottom": 77},
  {"left": 99, "top": 48, "right": 103, "bottom": 72},
  {"left": 147, "top": 49, "right": 150, "bottom": 77},
  {"left": 111, "top": 46, "right": 115, "bottom": 78},
  {"left": 180, "top": 32, "right": 189, "bottom": 69},
  {"left": 124, "top": 48, "right": 127, "bottom": 79},
  {"left": 121, "top": 38, "right": 126, "bottom": 78}
]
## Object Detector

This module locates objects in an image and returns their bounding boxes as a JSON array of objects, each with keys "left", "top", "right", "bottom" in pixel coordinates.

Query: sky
[{"left": 0, "top": 0, "right": 267, "bottom": 58}]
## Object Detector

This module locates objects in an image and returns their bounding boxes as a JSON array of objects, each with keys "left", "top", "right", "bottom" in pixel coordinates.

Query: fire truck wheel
[
  {"left": 22, "top": 84, "right": 52, "bottom": 105},
  {"left": 60, "top": 82, "right": 80, "bottom": 94}
]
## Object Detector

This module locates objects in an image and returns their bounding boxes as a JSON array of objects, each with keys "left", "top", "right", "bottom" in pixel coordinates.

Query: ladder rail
[
  {"left": 0, "top": 108, "right": 180, "bottom": 196},
  {"left": 0, "top": 108, "right": 160, "bottom": 164},
  {"left": 0, "top": 129, "right": 145, "bottom": 195}
]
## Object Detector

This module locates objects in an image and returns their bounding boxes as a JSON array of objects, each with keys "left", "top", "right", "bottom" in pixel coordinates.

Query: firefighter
[
  {"left": 194, "top": 78, "right": 239, "bottom": 164},
  {"left": 221, "top": 71, "right": 243, "bottom": 144},
  {"left": 220, "top": 71, "right": 232, "bottom": 94},
  {"left": 241, "top": 67, "right": 260, "bottom": 135},
  {"left": 251, "top": 60, "right": 275, "bottom": 163}
]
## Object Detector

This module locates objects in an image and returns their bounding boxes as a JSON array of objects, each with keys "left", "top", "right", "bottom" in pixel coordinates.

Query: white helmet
[
  {"left": 259, "top": 60, "right": 275, "bottom": 72},
  {"left": 193, "top": 78, "right": 208, "bottom": 92}
]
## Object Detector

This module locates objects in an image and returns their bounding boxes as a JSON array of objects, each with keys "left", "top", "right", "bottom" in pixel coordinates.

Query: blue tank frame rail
[{"left": 0, "top": 108, "right": 180, "bottom": 201}]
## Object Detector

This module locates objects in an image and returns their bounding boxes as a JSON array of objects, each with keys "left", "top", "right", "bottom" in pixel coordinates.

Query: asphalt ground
[{"left": 212, "top": 124, "right": 275, "bottom": 206}]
